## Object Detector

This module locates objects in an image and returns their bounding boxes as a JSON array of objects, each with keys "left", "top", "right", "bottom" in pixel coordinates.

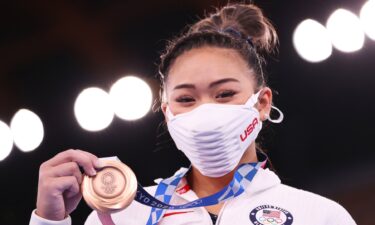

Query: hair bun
[{"left": 189, "top": 3, "right": 278, "bottom": 54}]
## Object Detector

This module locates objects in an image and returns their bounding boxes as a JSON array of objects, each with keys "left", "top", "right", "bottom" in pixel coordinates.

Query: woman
[{"left": 29, "top": 3, "right": 356, "bottom": 225}]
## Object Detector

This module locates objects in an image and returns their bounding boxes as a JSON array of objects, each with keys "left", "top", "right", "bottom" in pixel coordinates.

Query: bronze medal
[{"left": 82, "top": 160, "right": 137, "bottom": 213}]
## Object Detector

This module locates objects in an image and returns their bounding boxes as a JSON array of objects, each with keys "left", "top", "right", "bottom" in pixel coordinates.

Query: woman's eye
[
  {"left": 176, "top": 96, "right": 195, "bottom": 103},
  {"left": 216, "top": 90, "right": 236, "bottom": 98}
]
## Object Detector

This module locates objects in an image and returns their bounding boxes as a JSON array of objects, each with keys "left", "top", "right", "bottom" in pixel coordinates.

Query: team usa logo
[
  {"left": 249, "top": 205, "right": 294, "bottom": 225},
  {"left": 240, "top": 118, "right": 258, "bottom": 142}
]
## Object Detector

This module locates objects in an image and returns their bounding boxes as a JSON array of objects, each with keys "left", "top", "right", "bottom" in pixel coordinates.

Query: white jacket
[{"left": 30, "top": 167, "right": 356, "bottom": 225}]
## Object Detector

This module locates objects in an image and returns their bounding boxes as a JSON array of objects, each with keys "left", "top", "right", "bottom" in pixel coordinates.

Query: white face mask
[{"left": 166, "top": 91, "right": 263, "bottom": 177}]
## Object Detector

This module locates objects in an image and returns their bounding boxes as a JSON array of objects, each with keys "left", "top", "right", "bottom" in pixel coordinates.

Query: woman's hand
[{"left": 35, "top": 149, "right": 100, "bottom": 221}]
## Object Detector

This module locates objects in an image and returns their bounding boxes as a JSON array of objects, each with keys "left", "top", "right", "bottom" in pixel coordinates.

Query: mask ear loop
[
  {"left": 245, "top": 90, "right": 262, "bottom": 107},
  {"left": 265, "top": 106, "right": 284, "bottom": 123},
  {"left": 165, "top": 106, "right": 175, "bottom": 121}
]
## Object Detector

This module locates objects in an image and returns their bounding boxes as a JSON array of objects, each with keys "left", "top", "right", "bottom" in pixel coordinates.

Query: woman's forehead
[{"left": 166, "top": 47, "right": 253, "bottom": 86}]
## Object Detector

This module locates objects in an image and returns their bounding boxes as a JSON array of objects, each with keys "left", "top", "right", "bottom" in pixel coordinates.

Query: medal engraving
[
  {"left": 93, "top": 167, "right": 125, "bottom": 198},
  {"left": 101, "top": 172, "right": 117, "bottom": 194}
]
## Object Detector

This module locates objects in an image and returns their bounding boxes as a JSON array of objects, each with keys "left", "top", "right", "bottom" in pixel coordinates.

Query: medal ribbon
[
  {"left": 144, "top": 160, "right": 265, "bottom": 225},
  {"left": 98, "top": 156, "right": 266, "bottom": 225}
]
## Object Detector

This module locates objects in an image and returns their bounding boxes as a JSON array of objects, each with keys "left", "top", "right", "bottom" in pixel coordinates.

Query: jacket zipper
[{"left": 215, "top": 199, "right": 230, "bottom": 225}]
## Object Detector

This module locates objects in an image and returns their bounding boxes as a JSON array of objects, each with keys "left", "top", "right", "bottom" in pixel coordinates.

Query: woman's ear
[
  {"left": 257, "top": 87, "right": 272, "bottom": 121},
  {"left": 161, "top": 102, "right": 168, "bottom": 121}
]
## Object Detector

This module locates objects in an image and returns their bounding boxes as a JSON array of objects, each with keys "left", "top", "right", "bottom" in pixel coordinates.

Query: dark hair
[{"left": 157, "top": 2, "right": 278, "bottom": 105}]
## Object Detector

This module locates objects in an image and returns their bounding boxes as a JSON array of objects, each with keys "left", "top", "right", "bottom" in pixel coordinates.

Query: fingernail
[
  {"left": 90, "top": 168, "right": 97, "bottom": 176},
  {"left": 94, "top": 159, "right": 103, "bottom": 168}
]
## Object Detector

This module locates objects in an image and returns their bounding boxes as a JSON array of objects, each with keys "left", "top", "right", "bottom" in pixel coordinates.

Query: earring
[{"left": 266, "top": 106, "right": 284, "bottom": 123}]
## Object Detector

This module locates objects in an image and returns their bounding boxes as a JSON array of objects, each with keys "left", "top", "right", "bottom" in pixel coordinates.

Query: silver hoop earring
[{"left": 266, "top": 106, "right": 284, "bottom": 123}]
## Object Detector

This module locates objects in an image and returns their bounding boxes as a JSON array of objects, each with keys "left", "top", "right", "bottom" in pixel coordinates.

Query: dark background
[{"left": 0, "top": 0, "right": 374, "bottom": 224}]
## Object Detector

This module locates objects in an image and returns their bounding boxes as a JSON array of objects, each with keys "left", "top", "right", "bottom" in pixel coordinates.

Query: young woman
[{"left": 29, "top": 3, "right": 356, "bottom": 225}]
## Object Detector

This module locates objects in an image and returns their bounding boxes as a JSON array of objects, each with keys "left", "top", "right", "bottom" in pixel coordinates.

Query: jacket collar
[{"left": 171, "top": 167, "right": 281, "bottom": 202}]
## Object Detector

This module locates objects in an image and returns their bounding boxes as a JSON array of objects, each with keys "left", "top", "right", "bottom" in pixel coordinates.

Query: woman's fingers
[
  {"left": 36, "top": 149, "right": 99, "bottom": 220},
  {"left": 54, "top": 176, "right": 80, "bottom": 198},
  {"left": 47, "top": 162, "right": 83, "bottom": 185},
  {"left": 42, "top": 149, "right": 97, "bottom": 176},
  {"left": 76, "top": 149, "right": 102, "bottom": 169}
]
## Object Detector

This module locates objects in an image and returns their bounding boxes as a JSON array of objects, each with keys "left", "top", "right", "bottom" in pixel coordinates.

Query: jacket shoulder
[{"left": 273, "top": 184, "right": 356, "bottom": 225}]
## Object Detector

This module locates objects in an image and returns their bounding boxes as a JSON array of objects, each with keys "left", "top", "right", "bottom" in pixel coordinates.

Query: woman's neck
[{"left": 187, "top": 144, "right": 258, "bottom": 197}]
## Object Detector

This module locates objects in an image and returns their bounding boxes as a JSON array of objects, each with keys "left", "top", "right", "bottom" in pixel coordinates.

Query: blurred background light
[
  {"left": 10, "top": 109, "right": 44, "bottom": 152},
  {"left": 326, "top": 9, "right": 365, "bottom": 53},
  {"left": 293, "top": 19, "right": 333, "bottom": 62},
  {"left": 109, "top": 76, "right": 152, "bottom": 120},
  {"left": 74, "top": 87, "right": 114, "bottom": 131},
  {"left": 360, "top": 0, "right": 375, "bottom": 40},
  {"left": 0, "top": 120, "right": 13, "bottom": 161}
]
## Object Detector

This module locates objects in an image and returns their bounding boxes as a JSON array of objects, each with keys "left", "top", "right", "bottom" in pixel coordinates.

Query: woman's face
[{"left": 161, "top": 46, "right": 272, "bottom": 119}]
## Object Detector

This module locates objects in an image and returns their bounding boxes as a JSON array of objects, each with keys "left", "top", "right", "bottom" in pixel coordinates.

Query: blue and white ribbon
[{"left": 132, "top": 159, "right": 265, "bottom": 225}]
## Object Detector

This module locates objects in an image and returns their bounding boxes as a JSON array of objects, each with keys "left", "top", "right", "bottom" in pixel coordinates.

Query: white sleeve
[
  {"left": 29, "top": 210, "right": 71, "bottom": 225},
  {"left": 329, "top": 204, "right": 357, "bottom": 225},
  {"left": 84, "top": 211, "right": 103, "bottom": 225}
]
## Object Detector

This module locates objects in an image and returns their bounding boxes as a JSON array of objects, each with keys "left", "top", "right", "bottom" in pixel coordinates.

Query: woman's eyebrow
[
  {"left": 173, "top": 78, "right": 239, "bottom": 90},
  {"left": 209, "top": 78, "right": 239, "bottom": 88},
  {"left": 173, "top": 83, "right": 195, "bottom": 90}
]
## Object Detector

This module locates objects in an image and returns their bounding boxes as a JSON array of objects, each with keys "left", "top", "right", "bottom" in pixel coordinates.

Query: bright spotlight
[
  {"left": 10, "top": 109, "right": 44, "bottom": 152},
  {"left": 293, "top": 19, "right": 332, "bottom": 62},
  {"left": 360, "top": 0, "right": 375, "bottom": 40},
  {"left": 109, "top": 76, "right": 152, "bottom": 120},
  {"left": 326, "top": 9, "right": 365, "bottom": 53},
  {"left": 0, "top": 120, "right": 13, "bottom": 161},
  {"left": 74, "top": 87, "right": 114, "bottom": 132}
]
